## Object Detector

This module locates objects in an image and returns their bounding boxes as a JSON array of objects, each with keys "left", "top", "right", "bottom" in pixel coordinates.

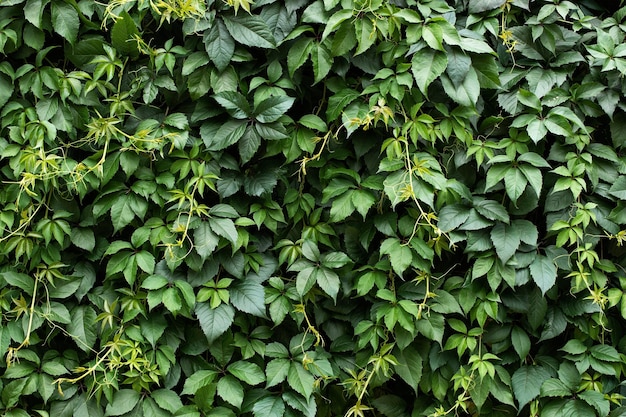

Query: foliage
[{"left": 1, "top": 0, "right": 626, "bottom": 416}]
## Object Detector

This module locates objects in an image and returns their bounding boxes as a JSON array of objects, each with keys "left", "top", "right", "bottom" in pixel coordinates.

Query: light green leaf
[
  {"left": 152, "top": 389, "right": 183, "bottom": 413},
  {"left": 438, "top": 204, "right": 471, "bottom": 232},
  {"left": 212, "top": 91, "right": 251, "bottom": 119},
  {"left": 313, "top": 266, "right": 340, "bottom": 302},
  {"left": 311, "top": 43, "right": 333, "bottom": 84}
]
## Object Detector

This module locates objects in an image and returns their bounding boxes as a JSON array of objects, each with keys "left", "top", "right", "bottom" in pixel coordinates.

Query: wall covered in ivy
[{"left": 1, "top": 0, "right": 626, "bottom": 416}]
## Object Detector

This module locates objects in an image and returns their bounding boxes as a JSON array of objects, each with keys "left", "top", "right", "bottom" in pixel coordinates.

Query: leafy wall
[{"left": 1, "top": 0, "right": 626, "bottom": 416}]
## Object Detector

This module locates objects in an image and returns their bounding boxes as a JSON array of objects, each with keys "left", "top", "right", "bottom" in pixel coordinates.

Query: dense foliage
[{"left": 2, "top": 0, "right": 626, "bottom": 415}]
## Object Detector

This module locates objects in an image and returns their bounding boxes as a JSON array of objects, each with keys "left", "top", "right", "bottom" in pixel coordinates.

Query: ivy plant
[{"left": 1, "top": 0, "right": 626, "bottom": 416}]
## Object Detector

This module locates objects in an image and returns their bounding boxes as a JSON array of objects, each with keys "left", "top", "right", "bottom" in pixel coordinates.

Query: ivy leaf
[
  {"left": 438, "top": 204, "right": 471, "bottom": 232},
  {"left": 265, "top": 358, "right": 290, "bottom": 387},
  {"left": 222, "top": 15, "right": 276, "bottom": 49},
  {"left": 152, "top": 389, "right": 184, "bottom": 414},
  {"left": 110, "top": 194, "right": 136, "bottom": 232},
  {"left": 511, "top": 365, "right": 552, "bottom": 410},
  {"left": 68, "top": 306, "right": 97, "bottom": 352},
  {"left": 111, "top": 11, "right": 139, "bottom": 57},
  {"left": 239, "top": 126, "right": 262, "bottom": 164},
  {"left": 182, "top": 370, "right": 218, "bottom": 395},
  {"left": 254, "top": 96, "right": 295, "bottom": 123},
  {"left": 490, "top": 223, "right": 521, "bottom": 263},
  {"left": 204, "top": 19, "right": 235, "bottom": 72},
  {"left": 411, "top": 49, "right": 447, "bottom": 95},
  {"left": 609, "top": 176, "right": 626, "bottom": 200},
  {"left": 530, "top": 255, "right": 557, "bottom": 295},
  {"left": 51, "top": 0, "right": 79, "bottom": 44},
  {"left": 511, "top": 326, "right": 531, "bottom": 359},
  {"left": 228, "top": 361, "right": 265, "bottom": 386},
  {"left": 313, "top": 266, "right": 340, "bottom": 302},
  {"left": 230, "top": 280, "right": 266, "bottom": 317},
  {"left": 252, "top": 396, "right": 285, "bottom": 417},
  {"left": 287, "top": 362, "right": 315, "bottom": 399},
  {"left": 393, "top": 345, "right": 423, "bottom": 393},
  {"left": 213, "top": 91, "right": 252, "bottom": 119},
  {"left": 468, "top": 0, "right": 506, "bottom": 13},
  {"left": 415, "top": 313, "right": 445, "bottom": 345},
  {"left": 380, "top": 238, "right": 413, "bottom": 276},
  {"left": 217, "top": 375, "right": 244, "bottom": 409},
  {"left": 311, "top": 43, "right": 333, "bottom": 84},
  {"left": 105, "top": 389, "right": 140, "bottom": 416},
  {"left": 202, "top": 119, "right": 248, "bottom": 151},
  {"left": 196, "top": 303, "right": 235, "bottom": 343},
  {"left": 209, "top": 217, "right": 238, "bottom": 245}
]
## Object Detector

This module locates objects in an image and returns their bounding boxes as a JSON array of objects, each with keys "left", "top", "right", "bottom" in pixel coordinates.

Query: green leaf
[
  {"left": 540, "top": 378, "right": 572, "bottom": 397},
  {"left": 411, "top": 49, "right": 447, "bottom": 95},
  {"left": 541, "top": 399, "right": 596, "bottom": 417},
  {"left": 441, "top": 67, "right": 480, "bottom": 107},
  {"left": 1, "top": 271, "right": 35, "bottom": 293},
  {"left": 228, "top": 360, "right": 265, "bottom": 386},
  {"left": 446, "top": 48, "right": 471, "bottom": 86},
  {"left": 202, "top": 119, "right": 248, "bottom": 151},
  {"left": 68, "top": 306, "right": 97, "bottom": 353},
  {"left": 252, "top": 396, "right": 285, "bottom": 417},
  {"left": 579, "top": 390, "right": 610, "bottom": 417},
  {"left": 511, "top": 326, "right": 531, "bottom": 359},
  {"left": 530, "top": 255, "right": 557, "bottom": 295},
  {"left": 105, "top": 389, "right": 140, "bottom": 416},
  {"left": 266, "top": 358, "right": 290, "bottom": 387},
  {"left": 111, "top": 11, "right": 139, "bottom": 56},
  {"left": 217, "top": 375, "right": 244, "bottom": 409},
  {"left": 213, "top": 91, "right": 251, "bottom": 119},
  {"left": 438, "top": 204, "right": 471, "bottom": 232},
  {"left": 143, "top": 398, "right": 170, "bottom": 417},
  {"left": 239, "top": 126, "right": 262, "bottom": 164},
  {"left": 415, "top": 313, "right": 445, "bottom": 345},
  {"left": 204, "top": 19, "right": 235, "bottom": 72},
  {"left": 380, "top": 238, "right": 413, "bottom": 276},
  {"left": 394, "top": 345, "right": 423, "bottom": 393},
  {"left": 504, "top": 166, "right": 527, "bottom": 203},
  {"left": 222, "top": 15, "right": 276, "bottom": 49},
  {"left": 326, "top": 88, "right": 360, "bottom": 121},
  {"left": 196, "top": 303, "right": 235, "bottom": 343},
  {"left": 230, "top": 280, "right": 266, "bottom": 317},
  {"left": 182, "top": 370, "right": 218, "bottom": 395},
  {"left": 490, "top": 223, "right": 521, "bottom": 263},
  {"left": 609, "top": 176, "right": 626, "bottom": 200},
  {"left": 110, "top": 194, "right": 136, "bottom": 232},
  {"left": 254, "top": 95, "right": 295, "bottom": 123},
  {"left": 209, "top": 217, "right": 238, "bottom": 245},
  {"left": 311, "top": 43, "right": 333, "bottom": 84},
  {"left": 51, "top": 0, "right": 79, "bottom": 44},
  {"left": 152, "top": 389, "right": 184, "bottom": 413},
  {"left": 511, "top": 365, "right": 551, "bottom": 409},
  {"left": 194, "top": 222, "right": 220, "bottom": 259},
  {"left": 313, "top": 266, "right": 340, "bottom": 302},
  {"left": 474, "top": 199, "right": 510, "bottom": 223},
  {"left": 287, "top": 362, "right": 315, "bottom": 399},
  {"left": 25, "top": 0, "right": 50, "bottom": 28}
]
